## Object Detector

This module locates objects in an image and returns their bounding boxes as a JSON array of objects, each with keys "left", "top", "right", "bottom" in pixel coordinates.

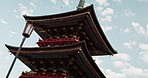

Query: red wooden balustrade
[
  {"left": 19, "top": 72, "right": 71, "bottom": 78},
  {"left": 36, "top": 37, "right": 80, "bottom": 47}
]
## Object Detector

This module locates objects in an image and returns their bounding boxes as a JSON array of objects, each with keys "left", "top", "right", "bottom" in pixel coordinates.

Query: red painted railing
[
  {"left": 36, "top": 37, "right": 79, "bottom": 47},
  {"left": 19, "top": 72, "right": 71, "bottom": 78}
]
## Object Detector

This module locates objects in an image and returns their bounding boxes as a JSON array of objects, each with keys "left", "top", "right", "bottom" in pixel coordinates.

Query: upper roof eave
[
  {"left": 23, "top": 4, "right": 117, "bottom": 55},
  {"left": 23, "top": 4, "right": 94, "bottom": 20}
]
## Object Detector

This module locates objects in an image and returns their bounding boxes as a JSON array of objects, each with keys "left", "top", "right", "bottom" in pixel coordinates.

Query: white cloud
[
  {"left": 102, "top": 25, "right": 113, "bottom": 32},
  {"left": 123, "top": 28, "right": 130, "bottom": 33},
  {"left": 139, "top": 43, "right": 148, "bottom": 50},
  {"left": 95, "top": 3, "right": 114, "bottom": 23},
  {"left": 0, "top": 51, "right": 3, "bottom": 55},
  {"left": 105, "top": 69, "right": 126, "bottom": 78},
  {"left": 139, "top": 43, "right": 148, "bottom": 63},
  {"left": 50, "top": 0, "right": 57, "bottom": 4},
  {"left": 113, "top": 61, "right": 148, "bottom": 77},
  {"left": 131, "top": 22, "right": 140, "bottom": 28},
  {"left": 19, "top": 3, "right": 33, "bottom": 15},
  {"left": 125, "top": 9, "right": 136, "bottom": 16},
  {"left": 84, "top": 2, "right": 91, "bottom": 7},
  {"left": 96, "top": 7, "right": 104, "bottom": 13},
  {"left": 9, "top": 31, "right": 17, "bottom": 37},
  {"left": 30, "top": 2, "right": 36, "bottom": 8},
  {"left": 113, "top": 53, "right": 131, "bottom": 61},
  {"left": 131, "top": 22, "right": 148, "bottom": 36},
  {"left": 96, "top": 0, "right": 110, "bottom": 7},
  {"left": 121, "top": 66, "right": 148, "bottom": 77},
  {"left": 113, "top": 61, "right": 133, "bottom": 69},
  {"left": 0, "top": 19, "right": 8, "bottom": 24},
  {"left": 15, "top": 3, "right": 33, "bottom": 18},
  {"left": 113, "top": 61, "right": 126, "bottom": 68},
  {"left": 9, "top": 31, "right": 17, "bottom": 35},
  {"left": 101, "top": 8, "right": 114, "bottom": 16},
  {"left": 139, "top": 52, "right": 148, "bottom": 63},
  {"left": 93, "top": 57, "right": 103, "bottom": 65},
  {"left": 12, "top": 10, "right": 17, "bottom": 13},
  {"left": 143, "top": 68, "right": 148, "bottom": 76},
  {"left": 101, "top": 16, "right": 112, "bottom": 22},
  {"left": 121, "top": 67, "right": 143, "bottom": 76},
  {"left": 123, "top": 41, "right": 137, "bottom": 49},
  {"left": 113, "top": 0, "right": 122, "bottom": 3},
  {"left": 63, "top": 0, "right": 70, "bottom": 7}
]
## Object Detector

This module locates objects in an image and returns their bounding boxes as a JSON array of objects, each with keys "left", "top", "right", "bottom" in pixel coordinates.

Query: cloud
[
  {"left": 123, "top": 28, "right": 130, "bottom": 33},
  {"left": 113, "top": 0, "right": 122, "bottom": 3},
  {"left": 13, "top": 3, "right": 35, "bottom": 18},
  {"left": 131, "top": 22, "right": 148, "bottom": 36},
  {"left": 63, "top": 0, "right": 70, "bottom": 7},
  {"left": 113, "top": 61, "right": 148, "bottom": 77},
  {"left": 101, "top": 16, "right": 112, "bottom": 22},
  {"left": 12, "top": 10, "right": 17, "bottom": 13},
  {"left": 93, "top": 57, "right": 103, "bottom": 65},
  {"left": 125, "top": 9, "right": 136, "bottom": 16},
  {"left": 9, "top": 31, "right": 17, "bottom": 37},
  {"left": 98, "top": 8, "right": 114, "bottom": 22},
  {"left": 30, "top": 2, "right": 36, "bottom": 8},
  {"left": 101, "top": 8, "right": 114, "bottom": 16},
  {"left": 113, "top": 53, "right": 131, "bottom": 61},
  {"left": 9, "top": 31, "right": 17, "bottom": 35},
  {"left": 0, "top": 51, "right": 3, "bottom": 55},
  {"left": 84, "top": 2, "right": 91, "bottom": 7},
  {"left": 123, "top": 41, "right": 137, "bottom": 49},
  {"left": 96, "top": 0, "right": 110, "bottom": 7},
  {"left": 50, "top": 0, "right": 57, "bottom": 4},
  {"left": 19, "top": 3, "right": 33, "bottom": 15},
  {"left": 139, "top": 52, "right": 148, "bottom": 63},
  {"left": 139, "top": 43, "right": 148, "bottom": 50},
  {"left": 95, "top": 2, "right": 114, "bottom": 22},
  {"left": 14, "top": 3, "right": 34, "bottom": 18},
  {"left": 121, "top": 65, "right": 148, "bottom": 77},
  {"left": 105, "top": 69, "right": 126, "bottom": 78},
  {"left": 131, "top": 22, "right": 140, "bottom": 28},
  {"left": 121, "top": 67, "right": 143, "bottom": 76},
  {"left": 139, "top": 43, "right": 148, "bottom": 63},
  {"left": 113, "top": 61, "right": 127, "bottom": 68},
  {"left": 0, "top": 19, "right": 8, "bottom": 24},
  {"left": 96, "top": 7, "right": 104, "bottom": 13},
  {"left": 102, "top": 25, "right": 113, "bottom": 32}
]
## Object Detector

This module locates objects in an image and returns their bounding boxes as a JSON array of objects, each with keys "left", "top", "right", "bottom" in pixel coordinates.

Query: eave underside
[
  {"left": 6, "top": 41, "right": 105, "bottom": 78},
  {"left": 24, "top": 9, "right": 117, "bottom": 56}
]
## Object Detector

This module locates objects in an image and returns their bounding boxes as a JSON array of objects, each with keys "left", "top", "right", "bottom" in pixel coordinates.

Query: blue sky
[{"left": 0, "top": 0, "right": 148, "bottom": 78}]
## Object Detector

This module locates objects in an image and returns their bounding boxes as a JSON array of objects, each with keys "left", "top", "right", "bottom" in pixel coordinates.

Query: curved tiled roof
[
  {"left": 23, "top": 5, "right": 117, "bottom": 56},
  {"left": 6, "top": 41, "right": 106, "bottom": 78}
]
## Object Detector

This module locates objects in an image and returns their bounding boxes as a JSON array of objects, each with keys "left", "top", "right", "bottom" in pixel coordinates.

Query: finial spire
[{"left": 77, "top": 0, "right": 85, "bottom": 10}]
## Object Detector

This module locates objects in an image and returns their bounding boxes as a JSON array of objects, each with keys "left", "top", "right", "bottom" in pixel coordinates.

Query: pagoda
[{"left": 5, "top": 1, "right": 117, "bottom": 78}]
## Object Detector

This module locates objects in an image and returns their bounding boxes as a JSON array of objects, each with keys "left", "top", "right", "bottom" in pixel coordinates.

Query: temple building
[{"left": 6, "top": 4, "right": 117, "bottom": 78}]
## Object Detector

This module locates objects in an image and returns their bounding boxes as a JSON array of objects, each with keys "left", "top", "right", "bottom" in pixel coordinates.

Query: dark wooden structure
[{"left": 6, "top": 4, "right": 117, "bottom": 78}]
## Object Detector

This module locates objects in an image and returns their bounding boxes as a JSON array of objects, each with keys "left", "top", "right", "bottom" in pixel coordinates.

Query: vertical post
[
  {"left": 6, "top": 23, "right": 34, "bottom": 78},
  {"left": 77, "top": 0, "right": 85, "bottom": 10},
  {"left": 6, "top": 37, "right": 26, "bottom": 78}
]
